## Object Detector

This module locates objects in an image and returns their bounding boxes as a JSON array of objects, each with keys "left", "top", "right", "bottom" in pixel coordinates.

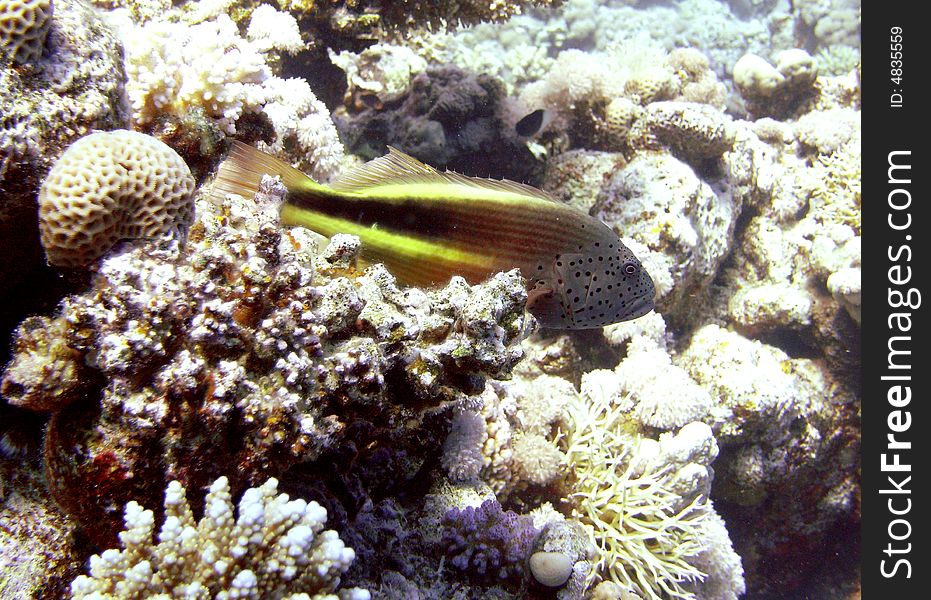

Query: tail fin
[{"left": 209, "top": 141, "right": 321, "bottom": 203}]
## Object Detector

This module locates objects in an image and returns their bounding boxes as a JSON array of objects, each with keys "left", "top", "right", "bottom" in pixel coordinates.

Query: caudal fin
[{"left": 209, "top": 141, "right": 319, "bottom": 203}]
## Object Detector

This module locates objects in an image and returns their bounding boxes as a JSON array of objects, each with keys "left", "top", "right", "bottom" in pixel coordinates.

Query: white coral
[
  {"left": 70, "top": 476, "right": 368, "bottom": 600},
  {"left": 121, "top": 14, "right": 270, "bottom": 133},
  {"left": 116, "top": 9, "right": 344, "bottom": 180},
  {"left": 613, "top": 337, "right": 714, "bottom": 431},
  {"left": 247, "top": 4, "right": 303, "bottom": 54}
]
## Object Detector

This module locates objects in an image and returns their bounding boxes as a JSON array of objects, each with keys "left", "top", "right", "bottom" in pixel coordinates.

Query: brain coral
[
  {"left": 0, "top": 0, "right": 128, "bottom": 291},
  {"left": 38, "top": 130, "right": 195, "bottom": 267},
  {"left": 0, "top": 0, "right": 52, "bottom": 64}
]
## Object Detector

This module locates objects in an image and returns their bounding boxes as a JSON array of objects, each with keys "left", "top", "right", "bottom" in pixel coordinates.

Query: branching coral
[
  {"left": 116, "top": 7, "right": 343, "bottom": 180},
  {"left": 440, "top": 498, "right": 539, "bottom": 585},
  {"left": 70, "top": 475, "right": 369, "bottom": 599},
  {"left": 562, "top": 374, "right": 737, "bottom": 600}
]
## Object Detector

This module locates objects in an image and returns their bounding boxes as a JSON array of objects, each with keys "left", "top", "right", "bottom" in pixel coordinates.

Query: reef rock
[
  {"left": 2, "top": 179, "right": 530, "bottom": 548},
  {"left": 593, "top": 152, "right": 740, "bottom": 326},
  {"left": 335, "top": 65, "right": 543, "bottom": 183}
]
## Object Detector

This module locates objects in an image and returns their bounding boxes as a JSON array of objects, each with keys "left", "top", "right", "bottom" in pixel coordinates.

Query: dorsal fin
[
  {"left": 330, "top": 146, "right": 557, "bottom": 203},
  {"left": 210, "top": 141, "right": 314, "bottom": 203}
]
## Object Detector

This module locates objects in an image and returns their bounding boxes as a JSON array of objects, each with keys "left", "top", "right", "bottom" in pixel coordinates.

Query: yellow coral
[{"left": 562, "top": 388, "right": 709, "bottom": 600}]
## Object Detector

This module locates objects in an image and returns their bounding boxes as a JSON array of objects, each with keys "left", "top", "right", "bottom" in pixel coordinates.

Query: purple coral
[{"left": 440, "top": 499, "right": 539, "bottom": 583}]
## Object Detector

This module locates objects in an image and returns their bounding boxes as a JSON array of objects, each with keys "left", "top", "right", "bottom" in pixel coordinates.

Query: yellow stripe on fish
[
  {"left": 278, "top": 203, "right": 497, "bottom": 284},
  {"left": 211, "top": 142, "right": 656, "bottom": 329}
]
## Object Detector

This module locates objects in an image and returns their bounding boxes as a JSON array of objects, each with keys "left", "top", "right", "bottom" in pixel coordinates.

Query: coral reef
[
  {"left": 5, "top": 179, "right": 529, "bottom": 548},
  {"left": 675, "top": 324, "right": 858, "bottom": 594},
  {"left": 38, "top": 130, "right": 196, "bottom": 267},
  {"left": 70, "top": 475, "right": 369, "bottom": 599},
  {"left": 0, "top": 0, "right": 52, "bottom": 64},
  {"left": 0, "top": 1, "right": 863, "bottom": 598}
]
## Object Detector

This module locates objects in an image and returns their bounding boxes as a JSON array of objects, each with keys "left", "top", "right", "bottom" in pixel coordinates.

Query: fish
[
  {"left": 514, "top": 108, "right": 551, "bottom": 137},
  {"left": 211, "top": 142, "right": 655, "bottom": 329}
]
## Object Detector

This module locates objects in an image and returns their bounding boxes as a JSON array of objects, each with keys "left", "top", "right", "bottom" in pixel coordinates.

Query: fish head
[{"left": 527, "top": 239, "right": 655, "bottom": 329}]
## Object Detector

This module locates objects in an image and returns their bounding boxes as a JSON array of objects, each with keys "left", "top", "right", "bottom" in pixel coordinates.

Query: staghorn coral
[
  {"left": 70, "top": 475, "right": 369, "bottom": 599},
  {"left": 0, "top": 0, "right": 52, "bottom": 64},
  {"left": 6, "top": 177, "right": 530, "bottom": 548},
  {"left": 38, "top": 130, "right": 196, "bottom": 267}
]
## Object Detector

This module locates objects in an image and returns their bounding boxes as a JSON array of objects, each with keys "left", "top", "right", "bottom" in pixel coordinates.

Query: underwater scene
[{"left": 0, "top": 0, "right": 861, "bottom": 598}]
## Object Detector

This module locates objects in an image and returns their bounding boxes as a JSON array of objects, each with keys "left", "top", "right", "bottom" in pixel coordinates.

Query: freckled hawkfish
[{"left": 211, "top": 142, "right": 655, "bottom": 329}]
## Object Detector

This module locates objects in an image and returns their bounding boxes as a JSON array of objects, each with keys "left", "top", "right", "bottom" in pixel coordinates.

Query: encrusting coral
[
  {"left": 38, "top": 130, "right": 196, "bottom": 267},
  {"left": 70, "top": 475, "right": 370, "bottom": 599}
]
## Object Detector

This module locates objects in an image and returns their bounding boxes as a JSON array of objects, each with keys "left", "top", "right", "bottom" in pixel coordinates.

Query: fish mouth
[{"left": 625, "top": 296, "right": 655, "bottom": 320}]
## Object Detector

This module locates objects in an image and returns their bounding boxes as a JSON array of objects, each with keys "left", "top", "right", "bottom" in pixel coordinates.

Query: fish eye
[{"left": 623, "top": 262, "right": 638, "bottom": 276}]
